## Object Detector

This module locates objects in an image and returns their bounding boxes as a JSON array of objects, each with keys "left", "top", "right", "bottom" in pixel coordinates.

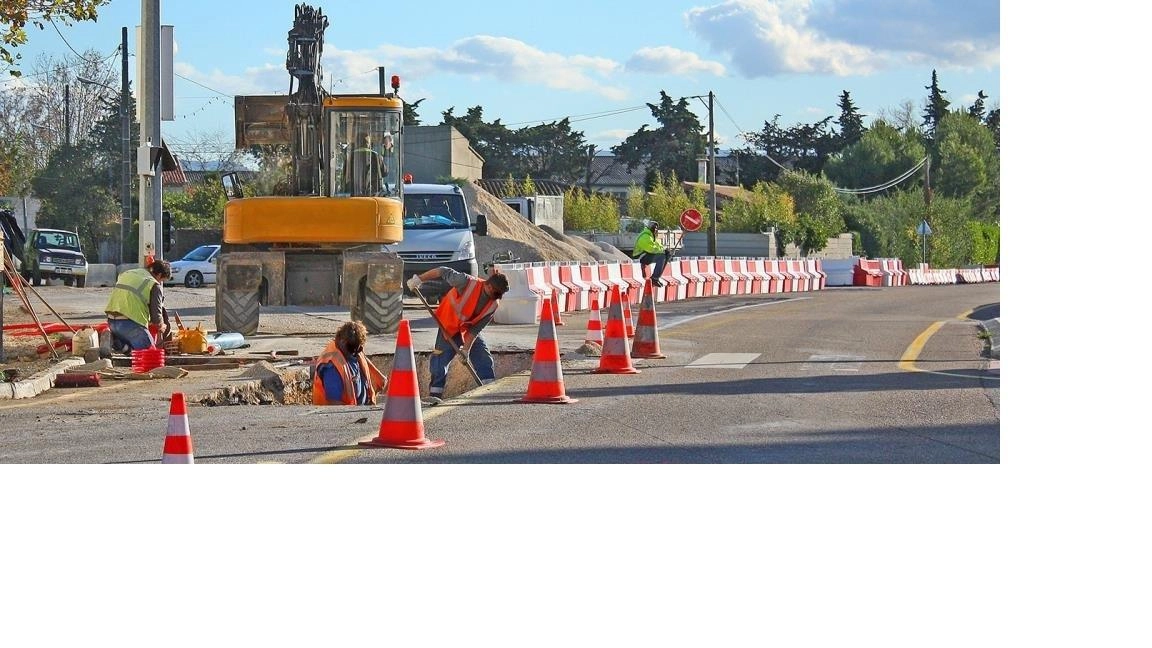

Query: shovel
[{"left": 412, "top": 285, "right": 483, "bottom": 387}]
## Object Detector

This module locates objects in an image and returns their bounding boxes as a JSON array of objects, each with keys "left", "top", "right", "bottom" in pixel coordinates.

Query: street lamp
[{"left": 79, "top": 72, "right": 132, "bottom": 266}]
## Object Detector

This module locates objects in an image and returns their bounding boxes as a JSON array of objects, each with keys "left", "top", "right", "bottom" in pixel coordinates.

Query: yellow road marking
[{"left": 898, "top": 307, "right": 998, "bottom": 380}]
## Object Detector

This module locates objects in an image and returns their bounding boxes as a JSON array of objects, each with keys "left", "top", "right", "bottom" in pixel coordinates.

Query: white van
[{"left": 390, "top": 183, "right": 487, "bottom": 302}]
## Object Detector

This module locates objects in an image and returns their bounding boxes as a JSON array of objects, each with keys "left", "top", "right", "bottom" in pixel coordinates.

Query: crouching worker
[
  {"left": 103, "top": 259, "right": 174, "bottom": 353},
  {"left": 406, "top": 267, "right": 508, "bottom": 404},
  {"left": 312, "top": 320, "right": 387, "bottom": 405}
]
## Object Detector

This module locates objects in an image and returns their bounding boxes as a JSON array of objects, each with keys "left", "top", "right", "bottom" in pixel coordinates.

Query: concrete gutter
[
  {"left": 0, "top": 356, "right": 86, "bottom": 400},
  {"left": 980, "top": 317, "right": 1000, "bottom": 360}
]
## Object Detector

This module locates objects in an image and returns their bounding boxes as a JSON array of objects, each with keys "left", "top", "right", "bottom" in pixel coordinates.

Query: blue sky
[{"left": 11, "top": 0, "right": 1000, "bottom": 163}]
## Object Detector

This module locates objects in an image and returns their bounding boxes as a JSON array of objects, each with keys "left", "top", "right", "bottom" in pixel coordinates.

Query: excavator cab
[{"left": 329, "top": 106, "right": 402, "bottom": 198}]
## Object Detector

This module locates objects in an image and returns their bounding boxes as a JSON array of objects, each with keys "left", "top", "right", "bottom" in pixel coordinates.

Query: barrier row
[
  {"left": 492, "top": 257, "right": 827, "bottom": 325},
  {"left": 908, "top": 266, "right": 1000, "bottom": 285},
  {"left": 854, "top": 258, "right": 908, "bottom": 287}
]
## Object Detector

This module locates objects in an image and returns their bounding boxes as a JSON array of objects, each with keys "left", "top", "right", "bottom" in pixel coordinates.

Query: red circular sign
[{"left": 680, "top": 208, "right": 703, "bottom": 232}]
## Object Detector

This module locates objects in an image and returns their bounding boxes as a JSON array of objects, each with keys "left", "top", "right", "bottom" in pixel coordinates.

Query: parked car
[
  {"left": 22, "top": 228, "right": 89, "bottom": 287},
  {"left": 167, "top": 244, "right": 220, "bottom": 287}
]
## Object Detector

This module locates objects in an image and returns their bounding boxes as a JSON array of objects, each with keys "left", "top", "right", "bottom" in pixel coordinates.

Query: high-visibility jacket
[
  {"left": 632, "top": 228, "right": 664, "bottom": 257},
  {"left": 435, "top": 275, "right": 498, "bottom": 344},
  {"left": 311, "top": 340, "right": 387, "bottom": 405},
  {"left": 105, "top": 268, "right": 157, "bottom": 327}
]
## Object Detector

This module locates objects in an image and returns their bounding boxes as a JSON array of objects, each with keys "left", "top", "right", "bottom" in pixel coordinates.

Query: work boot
[
  {"left": 423, "top": 395, "right": 443, "bottom": 407},
  {"left": 98, "top": 329, "right": 113, "bottom": 359}
]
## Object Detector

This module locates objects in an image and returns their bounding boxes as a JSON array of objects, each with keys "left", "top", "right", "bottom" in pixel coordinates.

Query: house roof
[{"left": 474, "top": 178, "right": 573, "bottom": 198}]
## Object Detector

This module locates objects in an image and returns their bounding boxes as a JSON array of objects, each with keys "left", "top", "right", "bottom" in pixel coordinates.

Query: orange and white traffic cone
[
  {"left": 550, "top": 290, "right": 564, "bottom": 326},
  {"left": 518, "top": 296, "right": 578, "bottom": 404},
  {"left": 631, "top": 278, "right": 667, "bottom": 359},
  {"left": 360, "top": 318, "right": 444, "bottom": 450},
  {"left": 583, "top": 293, "right": 604, "bottom": 347},
  {"left": 161, "top": 392, "right": 194, "bottom": 464},
  {"left": 594, "top": 285, "right": 640, "bottom": 374}
]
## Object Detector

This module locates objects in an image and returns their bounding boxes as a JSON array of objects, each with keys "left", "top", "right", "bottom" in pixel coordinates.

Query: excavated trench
[{"left": 194, "top": 349, "right": 547, "bottom": 406}]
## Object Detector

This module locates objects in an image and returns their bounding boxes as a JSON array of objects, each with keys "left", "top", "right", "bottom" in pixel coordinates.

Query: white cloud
[
  {"left": 388, "top": 35, "right": 630, "bottom": 101},
  {"left": 685, "top": 0, "right": 999, "bottom": 78},
  {"left": 625, "top": 46, "right": 727, "bottom": 77}
]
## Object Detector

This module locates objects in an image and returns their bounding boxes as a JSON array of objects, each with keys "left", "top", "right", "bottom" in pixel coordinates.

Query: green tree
[
  {"left": 403, "top": 97, "right": 424, "bottom": 126},
  {"left": 162, "top": 181, "right": 226, "bottom": 229},
  {"left": 968, "top": 90, "right": 988, "bottom": 122},
  {"left": 934, "top": 111, "right": 998, "bottom": 205},
  {"left": 441, "top": 105, "right": 515, "bottom": 176},
  {"left": 612, "top": 91, "right": 705, "bottom": 189},
  {"left": 563, "top": 186, "right": 618, "bottom": 232},
  {"left": 1, "top": 0, "right": 110, "bottom": 75},
  {"left": 835, "top": 90, "right": 867, "bottom": 150},
  {"left": 775, "top": 171, "right": 845, "bottom": 256},
  {"left": 921, "top": 69, "right": 950, "bottom": 141},
  {"left": 716, "top": 181, "right": 796, "bottom": 234},
  {"left": 30, "top": 143, "right": 118, "bottom": 257},
  {"left": 506, "top": 119, "right": 588, "bottom": 184},
  {"left": 736, "top": 113, "right": 838, "bottom": 184},
  {"left": 824, "top": 120, "right": 926, "bottom": 195}
]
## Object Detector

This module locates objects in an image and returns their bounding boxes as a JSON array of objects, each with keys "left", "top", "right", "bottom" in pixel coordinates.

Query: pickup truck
[{"left": 22, "top": 228, "right": 89, "bottom": 287}]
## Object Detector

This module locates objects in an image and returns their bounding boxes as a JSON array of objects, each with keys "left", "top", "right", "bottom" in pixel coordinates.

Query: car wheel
[{"left": 185, "top": 271, "right": 204, "bottom": 288}]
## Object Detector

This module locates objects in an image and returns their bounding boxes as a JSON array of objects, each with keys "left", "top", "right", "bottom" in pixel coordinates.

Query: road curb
[{"left": 0, "top": 357, "right": 86, "bottom": 400}]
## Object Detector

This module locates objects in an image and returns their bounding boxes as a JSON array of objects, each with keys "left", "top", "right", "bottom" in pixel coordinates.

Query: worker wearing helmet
[{"left": 632, "top": 220, "right": 670, "bottom": 287}]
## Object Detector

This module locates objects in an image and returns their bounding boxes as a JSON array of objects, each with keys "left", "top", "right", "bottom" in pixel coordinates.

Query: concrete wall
[
  {"left": 0, "top": 196, "right": 42, "bottom": 233},
  {"left": 404, "top": 125, "right": 484, "bottom": 183},
  {"left": 678, "top": 231, "right": 854, "bottom": 260}
]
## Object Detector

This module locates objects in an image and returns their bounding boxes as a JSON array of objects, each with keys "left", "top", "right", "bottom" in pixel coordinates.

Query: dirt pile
[{"left": 462, "top": 181, "right": 632, "bottom": 269}]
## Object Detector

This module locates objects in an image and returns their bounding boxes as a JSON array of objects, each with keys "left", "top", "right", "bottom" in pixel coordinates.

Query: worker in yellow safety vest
[
  {"left": 632, "top": 220, "right": 670, "bottom": 286},
  {"left": 312, "top": 320, "right": 388, "bottom": 405},
  {"left": 103, "top": 259, "right": 174, "bottom": 353}
]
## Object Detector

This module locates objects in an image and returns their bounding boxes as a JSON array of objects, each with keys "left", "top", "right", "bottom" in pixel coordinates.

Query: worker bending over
[
  {"left": 103, "top": 259, "right": 174, "bottom": 353},
  {"left": 313, "top": 320, "right": 387, "bottom": 405},
  {"left": 407, "top": 267, "right": 509, "bottom": 404}
]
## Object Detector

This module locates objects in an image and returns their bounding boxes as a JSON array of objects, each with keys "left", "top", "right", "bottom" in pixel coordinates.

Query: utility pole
[
  {"left": 140, "top": 0, "right": 162, "bottom": 262},
  {"left": 120, "top": 27, "right": 131, "bottom": 266},
  {"left": 64, "top": 85, "right": 70, "bottom": 147},
  {"left": 707, "top": 90, "right": 717, "bottom": 257}
]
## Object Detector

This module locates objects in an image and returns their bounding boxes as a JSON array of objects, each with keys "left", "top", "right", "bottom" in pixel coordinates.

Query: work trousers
[
  {"left": 635, "top": 252, "right": 668, "bottom": 283},
  {"left": 428, "top": 331, "right": 494, "bottom": 396}
]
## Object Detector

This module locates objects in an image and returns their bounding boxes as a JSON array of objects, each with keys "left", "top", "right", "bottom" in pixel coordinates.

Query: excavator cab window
[{"left": 330, "top": 109, "right": 402, "bottom": 198}]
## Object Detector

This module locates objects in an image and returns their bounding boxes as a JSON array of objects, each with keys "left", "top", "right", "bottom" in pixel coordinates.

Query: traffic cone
[
  {"left": 631, "top": 278, "right": 667, "bottom": 359},
  {"left": 583, "top": 293, "right": 604, "bottom": 347},
  {"left": 162, "top": 392, "right": 194, "bottom": 464},
  {"left": 623, "top": 293, "right": 635, "bottom": 338},
  {"left": 518, "top": 297, "right": 578, "bottom": 404},
  {"left": 550, "top": 290, "right": 565, "bottom": 326},
  {"left": 360, "top": 319, "right": 444, "bottom": 450},
  {"left": 594, "top": 285, "right": 640, "bottom": 374}
]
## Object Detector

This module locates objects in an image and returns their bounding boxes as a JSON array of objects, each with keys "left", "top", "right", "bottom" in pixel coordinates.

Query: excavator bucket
[{"left": 235, "top": 95, "right": 291, "bottom": 147}]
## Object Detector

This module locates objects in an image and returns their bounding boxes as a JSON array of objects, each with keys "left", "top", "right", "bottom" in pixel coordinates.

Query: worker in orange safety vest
[
  {"left": 406, "top": 267, "right": 509, "bottom": 404},
  {"left": 312, "top": 320, "right": 387, "bottom": 405}
]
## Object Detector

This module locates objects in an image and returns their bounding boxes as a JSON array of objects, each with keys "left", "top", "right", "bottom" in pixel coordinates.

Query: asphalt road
[{"left": 0, "top": 283, "right": 1000, "bottom": 463}]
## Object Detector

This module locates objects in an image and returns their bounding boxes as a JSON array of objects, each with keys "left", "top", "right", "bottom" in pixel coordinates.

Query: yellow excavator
[{"left": 216, "top": 3, "right": 405, "bottom": 335}]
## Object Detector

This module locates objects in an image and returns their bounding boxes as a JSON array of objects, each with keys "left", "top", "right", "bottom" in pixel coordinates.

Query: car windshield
[
  {"left": 182, "top": 245, "right": 218, "bottom": 262},
  {"left": 402, "top": 195, "right": 468, "bottom": 230},
  {"left": 38, "top": 231, "right": 81, "bottom": 251}
]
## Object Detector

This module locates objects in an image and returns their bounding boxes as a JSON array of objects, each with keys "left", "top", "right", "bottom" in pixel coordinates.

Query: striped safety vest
[{"left": 311, "top": 340, "right": 387, "bottom": 405}]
